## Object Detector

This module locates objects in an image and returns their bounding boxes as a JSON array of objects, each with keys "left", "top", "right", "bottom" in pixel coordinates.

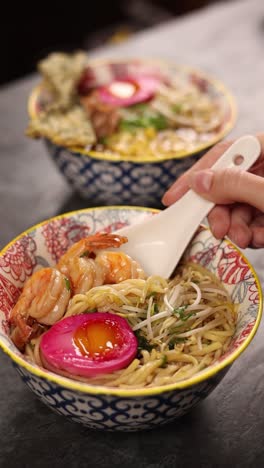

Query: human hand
[{"left": 162, "top": 135, "right": 264, "bottom": 249}]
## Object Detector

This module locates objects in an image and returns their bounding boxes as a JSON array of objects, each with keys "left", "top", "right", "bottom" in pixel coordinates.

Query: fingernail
[
  {"left": 161, "top": 194, "right": 170, "bottom": 206},
  {"left": 162, "top": 188, "right": 179, "bottom": 205},
  {"left": 189, "top": 170, "right": 214, "bottom": 193},
  {"left": 162, "top": 182, "right": 185, "bottom": 205}
]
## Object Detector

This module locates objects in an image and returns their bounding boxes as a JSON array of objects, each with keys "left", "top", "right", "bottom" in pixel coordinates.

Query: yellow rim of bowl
[
  {"left": 0, "top": 206, "right": 262, "bottom": 397},
  {"left": 27, "top": 57, "right": 237, "bottom": 164}
]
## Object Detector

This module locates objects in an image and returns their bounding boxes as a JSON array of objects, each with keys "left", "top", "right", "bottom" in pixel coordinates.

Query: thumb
[{"left": 188, "top": 167, "right": 264, "bottom": 212}]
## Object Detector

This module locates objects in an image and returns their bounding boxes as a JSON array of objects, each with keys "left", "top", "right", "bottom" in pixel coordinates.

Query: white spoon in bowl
[{"left": 114, "top": 135, "right": 261, "bottom": 278}]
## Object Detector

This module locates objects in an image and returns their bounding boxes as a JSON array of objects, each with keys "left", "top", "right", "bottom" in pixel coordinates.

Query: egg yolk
[
  {"left": 108, "top": 81, "right": 137, "bottom": 99},
  {"left": 73, "top": 320, "right": 123, "bottom": 359}
]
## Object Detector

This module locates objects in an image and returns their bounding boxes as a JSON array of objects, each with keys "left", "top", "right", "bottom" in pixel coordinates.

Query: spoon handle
[
  {"left": 167, "top": 134, "right": 261, "bottom": 218},
  {"left": 202, "top": 134, "right": 261, "bottom": 171}
]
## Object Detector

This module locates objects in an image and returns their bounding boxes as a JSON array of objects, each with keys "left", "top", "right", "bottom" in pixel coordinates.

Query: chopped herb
[
  {"left": 147, "top": 114, "right": 168, "bottom": 130},
  {"left": 150, "top": 302, "right": 159, "bottom": 315},
  {"left": 98, "top": 136, "right": 108, "bottom": 145},
  {"left": 135, "top": 331, "right": 154, "bottom": 357},
  {"left": 173, "top": 305, "right": 196, "bottom": 322},
  {"left": 183, "top": 312, "right": 197, "bottom": 321},
  {"left": 80, "top": 250, "right": 90, "bottom": 258},
  {"left": 130, "top": 103, "right": 148, "bottom": 112},
  {"left": 160, "top": 354, "right": 168, "bottom": 368},
  {"left": 84, "top": 308, "right": 97, "bottom": 314},
  {"left": 147, "top": 291, "right": 157, "bottom": 299},
  {"left": 64, "top": 277, "right": 71, "bottom": 292},
  {"left": 120, "top": 113, "right": 168, "bottom": 132},
  {"left": 172, "top": 305, "right": 187, "bottom": 316},
  {"left": 168, "top": 337, "right": 187, "bottom": 349},
  {"left": 172, "top": 103, "right": 183, "bottom": 113}
]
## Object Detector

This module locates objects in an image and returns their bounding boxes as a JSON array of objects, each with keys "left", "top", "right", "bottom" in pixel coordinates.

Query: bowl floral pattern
[{"left": 0, "top": 207, "right": 262, "bottom": 431}]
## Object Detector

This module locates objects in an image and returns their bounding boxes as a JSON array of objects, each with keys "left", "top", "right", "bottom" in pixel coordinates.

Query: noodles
[
  {"left": 97, "top": 78, "right": 225, "bottom": 160},
  {"left": 24, "top": 262, "right": 236, "bottom": 388}
]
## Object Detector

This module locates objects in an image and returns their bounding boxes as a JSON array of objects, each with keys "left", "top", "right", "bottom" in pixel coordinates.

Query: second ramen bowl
[
  {"left": 28, "top": 58, "right": 236, "bottom": 207},
  {"left": 0, "top": 206, "right": 262, "bottom": 431}
]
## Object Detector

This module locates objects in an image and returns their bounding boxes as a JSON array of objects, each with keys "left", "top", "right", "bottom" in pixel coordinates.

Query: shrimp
[
  {"left": 57, "top": 233, "right": 145, "bottom": 293},
  {"left": 10, "top": 233, "right": 145, "bottom": 349},
  {"left": 10, "top": 268, "right": 71, "bottom": 349},
  {"left": 96, "top": 251, "right": 145, "bottom": 283}
]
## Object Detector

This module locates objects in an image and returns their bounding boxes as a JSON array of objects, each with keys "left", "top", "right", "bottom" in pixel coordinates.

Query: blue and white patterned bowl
[
  {"left": 43, "top": 139, "right": 205, "bottom": 207},
  {"left": 28, "top": 58, "right": 236, "bottom": 207},
  {"left": 0, "top": 207, "right": 261, "bottom": 431}
]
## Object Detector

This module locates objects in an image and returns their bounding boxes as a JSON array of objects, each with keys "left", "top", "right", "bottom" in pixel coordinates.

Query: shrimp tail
[
  {"left": 85, "top": 233, "right": 128, "bottom": 251},
  {"left": 10, "top": 313, "right": 33, "bottom": 351}
]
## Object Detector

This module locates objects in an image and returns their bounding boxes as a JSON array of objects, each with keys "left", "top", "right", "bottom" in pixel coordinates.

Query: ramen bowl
[
  {"left": 27, "top": 57, "right": 236, "bottom": 207},
  {"left": 0, "top": 206, "right": 261, "bottom": 431}
]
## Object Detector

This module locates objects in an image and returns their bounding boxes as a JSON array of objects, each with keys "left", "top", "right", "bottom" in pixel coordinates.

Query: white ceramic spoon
[{"left": 114, "top": 135, "right": 261, "bottom": 278}]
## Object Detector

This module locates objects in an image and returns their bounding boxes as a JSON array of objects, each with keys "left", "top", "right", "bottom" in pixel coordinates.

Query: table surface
[{"left": 1, "top": 0, "right": 264, "bottom": 466}]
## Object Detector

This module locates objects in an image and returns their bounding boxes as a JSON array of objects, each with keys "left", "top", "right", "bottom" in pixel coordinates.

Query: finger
[
  {"left": 188, "top": 167, "right": 264, "bottom": 212},
  {"left": 162, "top": 141, "right": 232, "bottom": 206},
  {"left": 251, "top": 159, "right": 264, "bottom": 177},
  {"left": 250, "top": 133, "right": 264, "bottom": 174},
  {"left": 249, "top": 213, "right": 264, "bottom": 248},
  {"left": 251, "top": 226, "right": 264, "bottom": 248},
  {"left": 251, "top": 213, "right": 264, "bottom": 227},
  {"left": 162, "top": 134, "right": 264, "bottom": 206},
  {"left": 207, "top": 205, "right": 231, "bottom": 239},
  {"left": 227, "top": 204, "right": 253, "bottom": 249}
]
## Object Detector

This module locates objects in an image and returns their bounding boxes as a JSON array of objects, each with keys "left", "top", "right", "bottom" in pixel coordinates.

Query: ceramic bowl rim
[
  {"left": 27, "top": 57, "right": 237, "bottom": 164},
  {"left": 0, "top": 206, "right": 262, "bottom": 397}
]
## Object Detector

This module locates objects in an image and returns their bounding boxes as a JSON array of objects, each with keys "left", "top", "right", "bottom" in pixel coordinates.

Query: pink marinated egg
[
  {"left": 40, "top": 312, "right": 138, "bottom": 378},
  {"left": 97, "top": 74, "right": 161, "bottom": 107}
]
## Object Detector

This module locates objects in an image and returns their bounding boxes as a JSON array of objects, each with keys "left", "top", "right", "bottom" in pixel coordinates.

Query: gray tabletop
[{"left": 1, "top": 1, "right": 264, "bottom": 467}]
